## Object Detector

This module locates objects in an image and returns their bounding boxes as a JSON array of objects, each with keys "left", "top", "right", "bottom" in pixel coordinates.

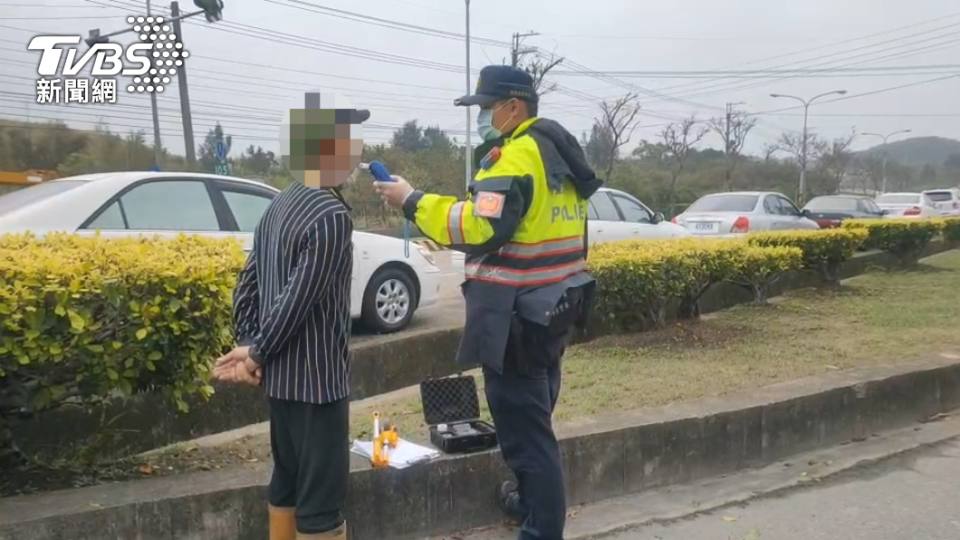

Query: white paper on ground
[{"left": 351, "top": 438, "right": 440, "bottom": 469}]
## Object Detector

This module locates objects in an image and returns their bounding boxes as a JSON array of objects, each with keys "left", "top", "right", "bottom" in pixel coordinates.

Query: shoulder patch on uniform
[{"left": 474, "top": 191, "right": 506, "bottom": 219}]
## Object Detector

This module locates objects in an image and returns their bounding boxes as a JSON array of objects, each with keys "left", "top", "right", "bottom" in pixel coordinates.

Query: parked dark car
[{"left": 801, "top": 195, "right": 886, "bottom": 228}]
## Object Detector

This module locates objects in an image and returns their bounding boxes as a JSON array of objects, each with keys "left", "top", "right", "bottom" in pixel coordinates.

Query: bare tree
[
  {"left": 597, "top": 93, "right": 641, "bottom": 182},
  {"left": 816, "top": 129, "right": 857, "bottom": 194},
  {"left": 762, "top": 143, "right": 779, "bottom": 162},
  {"left": 778, "top": 131, "right": 828, "bottom": 198},
  {"left": 708, "top": 105, "right": 757, "bottom": 191},
  {"left": 660, "top": 116, "right": 707, "bottom": 209},
  {"left": 521, "top": 51, "right": 564, "bottom": 96}
]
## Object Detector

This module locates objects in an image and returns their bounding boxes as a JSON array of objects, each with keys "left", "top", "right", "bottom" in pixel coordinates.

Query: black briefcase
[{"left": 419, "top": 374, "right": 498, "bottom": 454}]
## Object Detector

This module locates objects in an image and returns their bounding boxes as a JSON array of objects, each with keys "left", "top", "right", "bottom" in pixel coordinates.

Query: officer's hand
[{"left": 374, "top": 176, "right": 414, "bottom": 210}]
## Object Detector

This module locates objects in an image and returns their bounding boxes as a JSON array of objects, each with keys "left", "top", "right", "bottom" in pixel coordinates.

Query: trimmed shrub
[
  {"left": 748, "top": 228, "right": 868, "bottom": 284},
  {"left": 842, "top": 218, "right": 942, "bottom": 267},
  {"left": 0, "top": 233, "right": 246, "bottom": 463},
  {"left": 726, "top": 245, "right": 804, "bottom": 305},
  {"left": 937, "top": 217, "right": 960, "bottom": 246},
  {"left": 671, "top": 238, "right": 746, "bottom": 318},
  {"left": 589, "top": 239, "right": 706, "bottom": 331}
]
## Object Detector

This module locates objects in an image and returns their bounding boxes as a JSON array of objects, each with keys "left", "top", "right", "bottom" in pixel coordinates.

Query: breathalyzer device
[{"left": 362, "top": 161, "right": 410, "bottom": 259}]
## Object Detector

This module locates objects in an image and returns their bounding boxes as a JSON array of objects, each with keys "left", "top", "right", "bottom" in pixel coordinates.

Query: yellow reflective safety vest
[{"left": 462, "top": 118, "right": 589, "bottom": 287}]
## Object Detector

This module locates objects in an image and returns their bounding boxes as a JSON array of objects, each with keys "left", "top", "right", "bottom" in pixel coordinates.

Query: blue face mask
[{"left": 476, "top": 108, "right": 501, "bottom": 142}]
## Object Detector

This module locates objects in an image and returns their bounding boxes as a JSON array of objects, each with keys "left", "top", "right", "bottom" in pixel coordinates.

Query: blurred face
[{"left": 280, "top": 92, "right": 364, "bottom": 188}]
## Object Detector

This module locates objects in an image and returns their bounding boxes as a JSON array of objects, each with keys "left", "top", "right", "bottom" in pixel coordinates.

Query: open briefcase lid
[{"left": 419, "top": 374, "right": 482, "bottom": 426}]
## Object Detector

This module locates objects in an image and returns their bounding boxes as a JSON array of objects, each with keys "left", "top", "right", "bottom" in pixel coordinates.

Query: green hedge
[
  {"left": 588, "top": 237, "right": 803, "bottom": 331},
  {"left": 0, "top": 233, "right": 245, "bottom": 464},
  {"left": 842, "top": 218, "right": 942, "bottom": 266},
  {"left": 748, "top": 228, "right": 868, "bottom": 284}
]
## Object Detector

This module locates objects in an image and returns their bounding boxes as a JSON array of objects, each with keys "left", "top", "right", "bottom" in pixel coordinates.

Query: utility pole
[
  {"left": 464, "top": 0, "right": 471, "bottom": 191},
  {"left": 770, "top": 90, "right": 847, "bottom": 205},
  {"left": 146, "top": 0, "right": 163, "bottom": 169},
  {"left": 84, "top": 0, "right": 222, "bottom": 171},
  {"left": 171, "top": 1, "right": 196, "bottom": 168},
  {"left": 862, "top": 129, "right": 912, "bottom": 194},
  {"left": 510, "top": 31, "right": 538, "bottom": 67}
]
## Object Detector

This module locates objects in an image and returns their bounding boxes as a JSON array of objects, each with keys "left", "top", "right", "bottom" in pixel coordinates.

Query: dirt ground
[{"left": 4, "top": 251, "right": 960, "bottom": 497}]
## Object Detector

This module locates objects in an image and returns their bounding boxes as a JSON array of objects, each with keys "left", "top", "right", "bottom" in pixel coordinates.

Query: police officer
[{"left": 375, "top": 65, "right": 602, "bottom": 540}]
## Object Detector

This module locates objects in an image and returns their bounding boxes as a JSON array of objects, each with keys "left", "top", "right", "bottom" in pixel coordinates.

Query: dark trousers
[
  {"left": 483, "top": 320, "right": 566, "bottom": 540},
  {"left": 268, "top": 396, "right": 350, "bottom": 534}
]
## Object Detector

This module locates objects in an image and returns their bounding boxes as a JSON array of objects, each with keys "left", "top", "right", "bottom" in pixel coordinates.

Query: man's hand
[
  {"left": 213, "top": 346, "right": 261, "bottom": 386},
  {"left": 374, "top": 176, "right": 414, "bottom": 210}
]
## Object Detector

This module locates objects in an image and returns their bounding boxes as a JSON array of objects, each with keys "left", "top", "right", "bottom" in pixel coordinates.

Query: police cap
[{"left": 455, "top": 65, "right": 538, "bottom": 108}]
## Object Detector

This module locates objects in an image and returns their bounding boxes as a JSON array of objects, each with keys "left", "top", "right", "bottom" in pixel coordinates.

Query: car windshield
[
  {"left": 0, "top": 180, "right": 87, "bottom": 217},
  {"left": 805, "top": 197, "right": 860, "bottom": 212},
  {"left": 876, "top": 194, "right": 919, "bottom": 205},
  {"left": 686, "top": 194, "right": 759, "bottom": 213},
  {"left": 924, "top": 191, "right": 953, "bottom": 202}
]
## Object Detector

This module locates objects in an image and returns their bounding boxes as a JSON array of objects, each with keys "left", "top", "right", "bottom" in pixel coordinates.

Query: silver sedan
[{"left": 673, "top": 191, "right": 820, "bottom": 237}]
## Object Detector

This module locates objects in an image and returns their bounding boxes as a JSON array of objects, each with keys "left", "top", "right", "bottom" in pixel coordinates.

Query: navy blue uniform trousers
[{"left": 482, "top": 319, "right": 567, "bottom": 540}]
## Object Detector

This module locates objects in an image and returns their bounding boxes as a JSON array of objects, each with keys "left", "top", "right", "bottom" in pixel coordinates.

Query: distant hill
[{"left": 860, "top": 136, "right": 960, "bottom": 168}]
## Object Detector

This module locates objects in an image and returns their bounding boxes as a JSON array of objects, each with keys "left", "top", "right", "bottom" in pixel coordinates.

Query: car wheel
[{"left": 360, "top": 267, "right": 418, "bottom": 333}]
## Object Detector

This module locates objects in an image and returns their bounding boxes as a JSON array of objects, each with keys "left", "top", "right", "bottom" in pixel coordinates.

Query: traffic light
[{"left": 193, "top": 0, "right": 224, "bottom": 22}]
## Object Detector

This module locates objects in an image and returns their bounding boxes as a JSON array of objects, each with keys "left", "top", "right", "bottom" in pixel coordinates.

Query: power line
[{"left": 750, "top": 73, "right": 960, "bottom": 116}]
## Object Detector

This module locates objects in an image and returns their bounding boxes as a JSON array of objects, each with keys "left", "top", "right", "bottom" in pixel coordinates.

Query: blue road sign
[{"left": 215, "top": 140, "right": 226, "bottom": 161}]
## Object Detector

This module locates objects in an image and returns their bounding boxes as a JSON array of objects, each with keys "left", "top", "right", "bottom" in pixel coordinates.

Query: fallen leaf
[
  {"left": 927, "top": 412, "right": 950, "bottom": 423},
  {"left": 722, "top": 516, "right": 739, "bottom": 522},
  {"left": 800, "top": 471, "right": 808, "bottom": 477},
  {"left": 743, "top": 528, "right": 762, "bottom": 540},
  {"left": 138, "top": 465, "right": 154, "bottom": 475},
  {"left": 89, "top": 502, "right": 102, "bottom": 508},
  {"left": 807, "top": 460, "right": 818, "bottom": 466}
]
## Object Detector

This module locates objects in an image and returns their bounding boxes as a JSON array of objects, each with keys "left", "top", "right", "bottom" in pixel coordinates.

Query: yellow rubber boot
[{"left": 268, "top": 505, "right": 297, "bottom": 540}]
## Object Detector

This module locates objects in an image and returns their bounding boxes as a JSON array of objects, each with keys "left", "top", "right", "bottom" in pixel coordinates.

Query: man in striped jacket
[{"left": 214, "top": 92, "right": 367, "bottom": 540}]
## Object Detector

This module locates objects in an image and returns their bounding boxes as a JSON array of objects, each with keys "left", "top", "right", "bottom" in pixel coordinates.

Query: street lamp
[
  {"left": 464, "top": 0, "right": 472, "bottom": 191},
  {"left": 770, "top": 89, "right": 847, "bottom": 205},
  {"left": 861, "top": 129, "right": 912, "bottom": 194}
]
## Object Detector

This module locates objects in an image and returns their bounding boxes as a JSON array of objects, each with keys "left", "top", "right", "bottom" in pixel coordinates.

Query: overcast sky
[{"left": 1, "top": 0, "right": 959, "bottom": 160}]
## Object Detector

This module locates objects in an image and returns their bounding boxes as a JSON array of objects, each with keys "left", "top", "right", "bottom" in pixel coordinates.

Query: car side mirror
[
  {"left": 652, "top": 212, "right": 665, "bottom": 224},
  {"left": 879, "top": 209, "right": 888, "bottom": 215},
  {"left": 800, "top": 209, "right": 811, "bottom": 217}
]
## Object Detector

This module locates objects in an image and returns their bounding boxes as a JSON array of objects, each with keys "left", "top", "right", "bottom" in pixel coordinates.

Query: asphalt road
[{"left": 615, "top": 439, "right": 960, "bottom": 540}]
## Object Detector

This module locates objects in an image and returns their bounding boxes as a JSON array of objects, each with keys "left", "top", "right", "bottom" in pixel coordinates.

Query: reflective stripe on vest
[
  {"left": 447, "top": 201, "right": 466, "bottom": 244},
  {"left": 497, "top": 236, "right": 583, "bottom": 259},
  {"left": 465, "top": 236, "right": 586, "bottom": 286},
  {"left": 466, "top": 258, "right": 586, "bottom": 286}
]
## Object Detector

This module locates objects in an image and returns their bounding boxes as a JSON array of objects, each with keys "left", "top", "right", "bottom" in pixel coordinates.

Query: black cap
[{"left": 455, "top": 65, "right": 538, "bottom": 108}]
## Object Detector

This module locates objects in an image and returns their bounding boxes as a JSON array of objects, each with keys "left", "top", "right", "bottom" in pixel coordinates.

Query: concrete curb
[
  {"left": 3, "top": 354, "right": 960, "bottom": 540},
  {"left": 15, "top": 242, "right": 948, "bottom": 456},
  {"left": 11, "top": 326, "right": 464, "bottom": 458}
]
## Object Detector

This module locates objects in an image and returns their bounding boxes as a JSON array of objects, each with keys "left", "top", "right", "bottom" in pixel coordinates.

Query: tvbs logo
[
  {"left": 28, "top": 16, "right": 190, "bottom": 97},
  {"left": 28, "top": 36, "right": 152, "bottom": 77}
]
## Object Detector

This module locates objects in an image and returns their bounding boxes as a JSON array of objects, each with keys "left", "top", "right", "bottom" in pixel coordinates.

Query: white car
[
  {"left": 587, "top": 187, "right": 691, "bottom": 243},
  {"left": 922, "top": 188, "right": 960, "bottom": 217},
  {"left": 875, "top": 192, "right": 940, "bottom": 219},
  {"left": 673, "top": 191, "right": 820, "bottom": 237},
  {"left": 0, "top": 172, "right": 441, "bottom": 333}
]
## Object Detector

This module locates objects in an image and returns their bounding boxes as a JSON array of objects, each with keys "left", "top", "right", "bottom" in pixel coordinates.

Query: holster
[
  {"left": 573, "top": 281, "right": 597, "bottom": 331},
  {"left": 508, "top": 315, "right": 529, "bottom": 376}
]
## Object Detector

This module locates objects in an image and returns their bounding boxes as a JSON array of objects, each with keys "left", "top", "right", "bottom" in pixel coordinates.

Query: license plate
[{"left": 694, "top": 222, "right": 717, "bottom": 232}]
